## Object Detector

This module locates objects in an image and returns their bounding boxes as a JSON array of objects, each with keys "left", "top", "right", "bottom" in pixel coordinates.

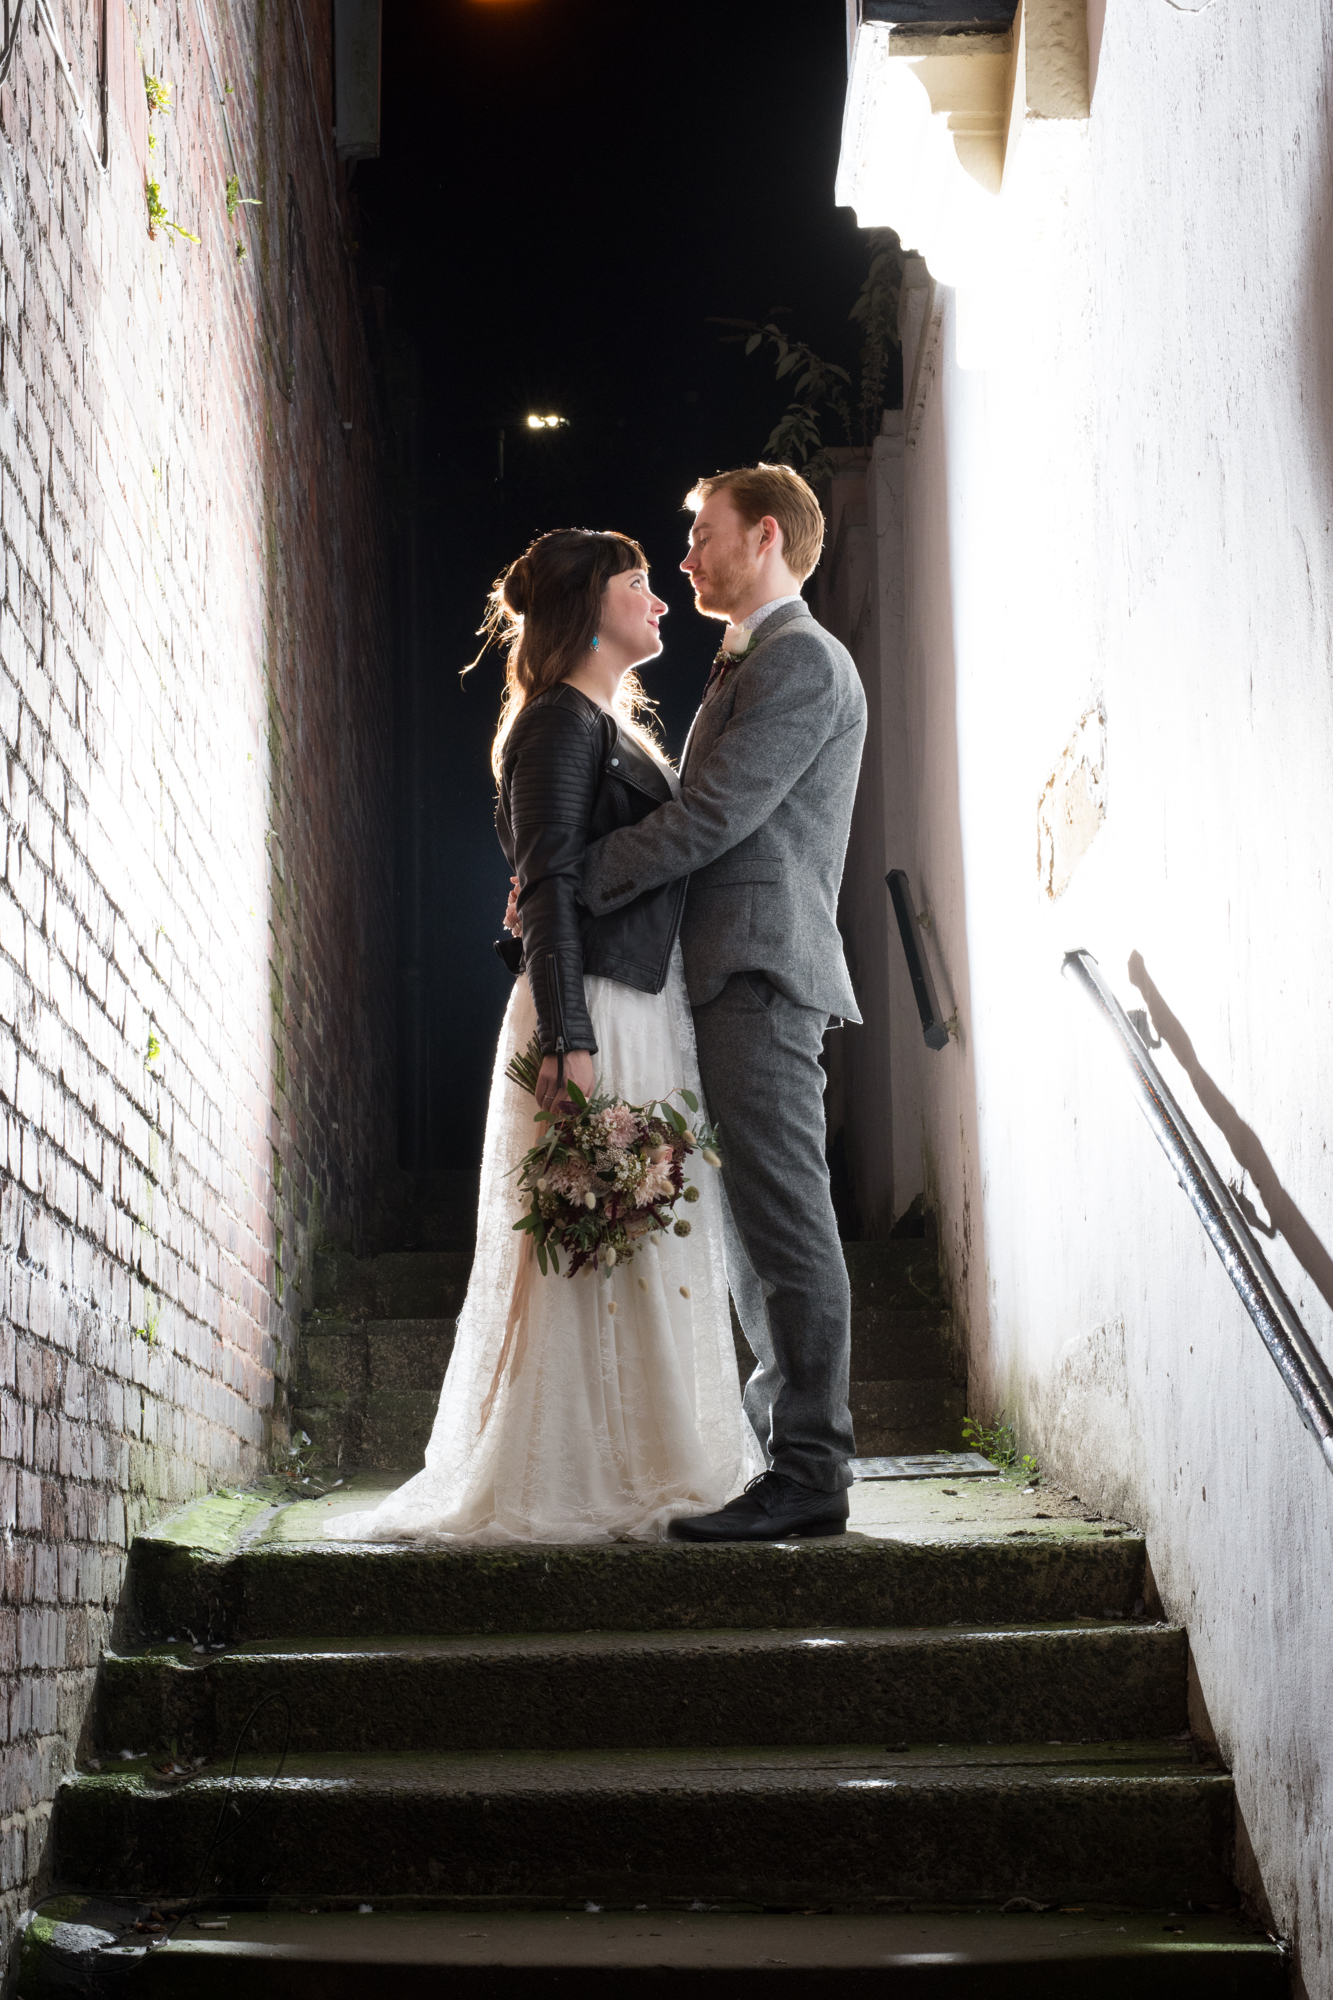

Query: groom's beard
[{"left": 691, "top": 547, "right": 759, "bottom": 622}]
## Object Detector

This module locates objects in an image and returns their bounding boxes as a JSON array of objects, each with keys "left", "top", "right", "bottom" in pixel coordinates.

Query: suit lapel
[{"left": 680, "top": 603, "right": 813, "bottom": 779}]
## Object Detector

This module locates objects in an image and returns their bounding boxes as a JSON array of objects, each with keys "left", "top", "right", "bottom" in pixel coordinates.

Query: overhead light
[{"left": 526, "top": 414, "right": 567, "bottom": 429}]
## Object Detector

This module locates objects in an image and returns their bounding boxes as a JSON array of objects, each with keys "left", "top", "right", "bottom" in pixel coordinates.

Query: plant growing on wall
[
  {"left": 145, "top": 177, "right": 199, "bottom": 244},
  {"left": 712, "top": 230, "right": 903, "bottom": 476},
  {"left": 142, "top": 70, "right": 198, "bottom": 243},
  {"left": 226, "top": 171, "right": 261, "bottom": 261}
]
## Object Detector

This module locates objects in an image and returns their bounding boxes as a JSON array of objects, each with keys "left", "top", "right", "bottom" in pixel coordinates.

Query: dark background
[{"left": 354, "top": 0, "right": 898, "bottom": 1166}]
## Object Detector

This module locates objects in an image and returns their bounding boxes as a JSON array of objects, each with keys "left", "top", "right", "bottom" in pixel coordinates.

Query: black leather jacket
[{"left": 494, "top": 684, "right": 687, "bottom": 1055}]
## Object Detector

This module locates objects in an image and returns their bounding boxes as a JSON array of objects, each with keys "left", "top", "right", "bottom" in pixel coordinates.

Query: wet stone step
[
  {"left": 99, "top": 1622, "right": 1188, "bottom": 1757},
  {"left": 54, "top": 1742, "right": 1236, "bottom": 1908},
  {"left": 105, "top": 1908, "right": 1288, "bottom": 2000},
  {"left": 128, "top": 1529, "right": 1150, "bottom": 1643}
]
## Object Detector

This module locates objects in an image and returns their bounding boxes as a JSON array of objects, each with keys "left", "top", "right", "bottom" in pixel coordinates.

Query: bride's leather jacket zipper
[{"left": 544, "top": 951, "right": 569, "bottom": 1086}]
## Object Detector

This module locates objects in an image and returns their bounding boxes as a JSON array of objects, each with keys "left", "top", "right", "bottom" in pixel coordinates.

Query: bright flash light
[{"left": 526, "top": 414, "right": 566, "bottom": 429}]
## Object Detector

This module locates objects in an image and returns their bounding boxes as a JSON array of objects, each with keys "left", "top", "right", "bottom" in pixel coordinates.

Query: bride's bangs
[{"left": 482, "top": 529, "right": 664, "bottom": 780}]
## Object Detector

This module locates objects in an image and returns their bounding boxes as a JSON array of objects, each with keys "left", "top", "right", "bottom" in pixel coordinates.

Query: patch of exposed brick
[{"left": 0, "top": 0, "right": 394, "bottom": 1941}]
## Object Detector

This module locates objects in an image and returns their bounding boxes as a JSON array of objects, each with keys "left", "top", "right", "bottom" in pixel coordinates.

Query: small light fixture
[{"left": 526, "top": 414, "right": 567, "bottom": 429}]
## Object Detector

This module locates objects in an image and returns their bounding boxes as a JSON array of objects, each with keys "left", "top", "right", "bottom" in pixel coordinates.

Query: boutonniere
[
  {"left": 719, "top": 624, "right": 758, "bottom": 663},
  {"left": 705, "top": 625, "right": 758, "bottom": 693}
]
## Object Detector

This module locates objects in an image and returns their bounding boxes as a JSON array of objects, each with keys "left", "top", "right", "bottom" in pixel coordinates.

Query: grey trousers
[{"left": 691, "top": 971, "right": 855, "bottom": 1493}]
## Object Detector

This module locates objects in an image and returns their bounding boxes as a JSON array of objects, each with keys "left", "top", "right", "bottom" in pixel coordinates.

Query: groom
[{"left": 581, "top": 463, "right": 867, "bottom": 1541}]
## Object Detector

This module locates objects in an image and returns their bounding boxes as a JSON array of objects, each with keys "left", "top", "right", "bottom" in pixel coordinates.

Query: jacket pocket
[{"left": 705, "top": 836, "right": 782, "bottom": 886}]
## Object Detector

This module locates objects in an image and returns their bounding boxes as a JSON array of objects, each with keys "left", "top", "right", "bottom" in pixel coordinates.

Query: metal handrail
[
  {"left": 1063, "top": 949, "right": 1333, "bottom": 1476},
  {"left": 887, "top": 870, "right": 950, "bottom": 1050}
]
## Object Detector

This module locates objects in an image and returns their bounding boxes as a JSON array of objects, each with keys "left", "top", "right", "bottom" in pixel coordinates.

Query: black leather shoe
[{"left": 667, "top": 1470, "right": 849, "bottom": 1543}]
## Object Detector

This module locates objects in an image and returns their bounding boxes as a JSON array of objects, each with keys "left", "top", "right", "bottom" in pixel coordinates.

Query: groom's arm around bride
[{"left": 581, "top": 464, "right": 868, "bottom": 1542}]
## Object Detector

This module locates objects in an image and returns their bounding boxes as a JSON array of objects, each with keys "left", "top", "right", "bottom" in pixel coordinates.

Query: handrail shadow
[{"left": 1128, "top": 952, "right": 1333, "bottom": 1315}]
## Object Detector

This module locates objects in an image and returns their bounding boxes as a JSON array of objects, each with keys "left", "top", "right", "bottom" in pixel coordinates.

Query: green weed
[{"left": 963, "top": 1412, "right": 1040, "bottom": 1484}]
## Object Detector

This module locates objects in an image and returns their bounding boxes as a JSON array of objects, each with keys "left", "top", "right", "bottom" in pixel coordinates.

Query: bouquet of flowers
[{"left": 506, "top": 1034, "right": 721, "bottom": 1278}]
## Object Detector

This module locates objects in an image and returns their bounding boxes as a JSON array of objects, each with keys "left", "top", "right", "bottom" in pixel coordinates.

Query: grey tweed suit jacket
[{"left": 580, "top": 601, "right": 867, "bottom": 1021}]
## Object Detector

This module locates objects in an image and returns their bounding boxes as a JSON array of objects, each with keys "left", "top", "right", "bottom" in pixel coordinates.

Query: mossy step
[
  {"left": 292, "top": 1319, "right": 450, "bottom": 1471},
  {"left": 16, "top": 1905, "right": 1284, "bottom": 1999},
  {"left": 98, "top": 1620, "right": 1187, "bottom": 1757},
  {"left": 56, "top": 1742, "right": 1235, "bottom": 1908},
  {"left": 312, "top": 1250, "right": 472, "bottom": 1320},
  {"left": 297, "top": 1321, "right": 457, "bottom": 1397},
  {"left": 128, "top": 1524, "right": 1148, "bottom": 1643}
]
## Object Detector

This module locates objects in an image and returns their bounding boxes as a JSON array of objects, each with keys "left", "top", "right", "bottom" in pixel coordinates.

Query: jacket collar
[
  {"left": 606, "top": 719, "right": 676, "bottom": 802},
  {"left": 746, "top": 599, "right": 811, "bottom": 645}
]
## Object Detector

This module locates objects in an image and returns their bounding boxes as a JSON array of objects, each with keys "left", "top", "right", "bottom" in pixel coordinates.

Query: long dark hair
[{"left": 470, "top": 528, "right": 663, "bottom": 781}]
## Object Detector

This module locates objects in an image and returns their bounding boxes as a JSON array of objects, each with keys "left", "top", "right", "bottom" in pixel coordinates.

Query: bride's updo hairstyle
[{"left": 473, "top": 528, "right": 663, "bottom": 782}]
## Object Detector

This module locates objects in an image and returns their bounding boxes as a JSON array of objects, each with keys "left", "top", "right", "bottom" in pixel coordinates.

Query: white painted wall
[{"left": 840, "top": 1, "right": 1333, "bottom": 1987}]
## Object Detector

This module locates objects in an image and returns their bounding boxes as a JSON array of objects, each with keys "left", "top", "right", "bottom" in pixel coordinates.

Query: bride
[{"left": 332, "top": 528, "right": 761, "bottom": 1544}]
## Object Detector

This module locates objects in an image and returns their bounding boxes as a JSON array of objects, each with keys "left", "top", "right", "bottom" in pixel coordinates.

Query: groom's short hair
[{"left": 686, "top": 464, "right": 825, "bottom": 583}]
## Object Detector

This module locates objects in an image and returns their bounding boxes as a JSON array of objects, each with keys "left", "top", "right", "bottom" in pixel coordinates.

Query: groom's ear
[{"left": 755, "top": 514, "right": 783, "bottom": 558}]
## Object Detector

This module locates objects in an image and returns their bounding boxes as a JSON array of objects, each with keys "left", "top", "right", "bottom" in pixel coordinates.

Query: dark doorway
[{"left": 356, "top": 0, "right": 895, "bottom": 1166}]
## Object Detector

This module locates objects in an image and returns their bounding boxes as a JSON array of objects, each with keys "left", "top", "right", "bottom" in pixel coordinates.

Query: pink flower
[
  {"left": 547, "top": 1157, "right": 595, "bottom": 1201},
  {"left": 634, "top": 1161, "right": 675, "bottom": 1208},
  {"left": 595, "top": 1105, "right": 640, "bottom": 1150}
]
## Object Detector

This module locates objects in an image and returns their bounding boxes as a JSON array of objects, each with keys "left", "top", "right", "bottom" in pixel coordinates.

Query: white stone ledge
[{"left": 836, "top": 0, "right": 1088, "bottom": 293}]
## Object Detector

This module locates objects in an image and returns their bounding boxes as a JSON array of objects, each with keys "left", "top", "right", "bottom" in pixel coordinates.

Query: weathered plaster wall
[
  {"left": 0, "top": 0, "right": 394, "bottom": 1944},
  {"left": 846, "top": 1, "right": 1333, "bottom": 1985}
]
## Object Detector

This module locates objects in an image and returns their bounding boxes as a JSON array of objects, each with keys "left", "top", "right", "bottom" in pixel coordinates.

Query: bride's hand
[
  {"left": 503, "top": 875, "right": 522, "bottom": 937},
  {"left": 536, "top": 1050, "right": 595, "bottom": 1116}
]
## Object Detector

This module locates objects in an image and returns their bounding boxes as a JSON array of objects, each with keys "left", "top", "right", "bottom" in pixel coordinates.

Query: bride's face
[{"left": 599, "top": 567, "right": 667, "bottom": 667}]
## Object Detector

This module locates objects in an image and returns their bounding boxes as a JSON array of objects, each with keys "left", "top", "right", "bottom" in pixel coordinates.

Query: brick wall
[{"left": 0, "top": 0, "right": 395, "bottom": 1942}]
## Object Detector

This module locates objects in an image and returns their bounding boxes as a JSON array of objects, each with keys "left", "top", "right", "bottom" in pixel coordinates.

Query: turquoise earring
[{"left": 590, "top": 635, "right": 599, "bottom": 651}]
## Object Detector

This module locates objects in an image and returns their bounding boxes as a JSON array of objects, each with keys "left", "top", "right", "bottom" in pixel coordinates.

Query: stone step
[
  {"left": 311, "top": 1250, "right": 472, "bottom": 1321},
  {"left": 294, "top": 1362, "right": 962, "bottom": 1473},
  {"left": 292, "top": 1320, "right": 451, "bottom": 1469},
  {"left": 98, "top": 1621, "right": 1187, "bottom": 1758},
  {"left": 294, "top": 1234, "right": 961, "bottom": 1472},
  {"left": 21, "top": 1906, "right": 1280, "bottom": 1999},
  {"left": 128, "top": 1527, "right": 1149, "bottom": 1644},
  {"left": 369, "top": 1167, "right": 482, "bottom": 1253},
  {"left": 850, "top": 1378, "right": 965, "bottom": 1456},
  {"left": 55, "top": 1742, "right": 1235, "bottom": 1908}
]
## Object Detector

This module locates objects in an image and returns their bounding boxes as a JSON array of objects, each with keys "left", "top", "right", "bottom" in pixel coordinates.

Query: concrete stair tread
[
  {"left": 24, "top": 1905, "right": 1286, "bottom": 1997},
  {"left": 129, "top": 1529, "right": 1149, "bottom": 1642},
  {"left": 54, "top": 1740, "right": 1236, "bottom": 1906},
  {"left": 109, "top": 1617, "right": 1177, "bottom": 1661},
  {"left": 67, "top": 1739, "right": 1219, "bottom": 1786},
  {"left": 99, "top": 1620, "right": 1187, "bottom": 1754}
]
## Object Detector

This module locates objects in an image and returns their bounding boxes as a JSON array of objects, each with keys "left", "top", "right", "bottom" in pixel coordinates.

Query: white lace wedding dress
[{"left": 329, "top": 944, "right": 761, "bottom": 1545}]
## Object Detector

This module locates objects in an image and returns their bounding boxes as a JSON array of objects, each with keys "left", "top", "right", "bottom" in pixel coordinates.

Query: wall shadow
[{"left": 1128, "top": 952, "right": 1333, "bottom": 1313}]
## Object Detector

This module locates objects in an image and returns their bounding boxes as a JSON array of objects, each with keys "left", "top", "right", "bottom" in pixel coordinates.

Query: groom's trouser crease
[{"left": 692, "top": 970, "right": 855, "bottom": 1493}]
